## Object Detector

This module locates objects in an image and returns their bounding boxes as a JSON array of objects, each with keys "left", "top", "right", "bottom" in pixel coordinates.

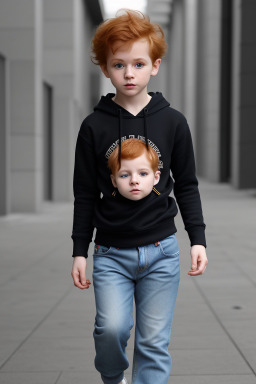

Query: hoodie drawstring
[
  {"left": 115, "top": 106, "right": 160, "bottom": 197},
  {"left": 118, "top": 107, "right": 149, "bottom": 165},
  {"left": 118, "top": 109, "right": 122, "bottom": 166},
  {"left": 143, "top": 108, "right": 149, "bottom": 149}
]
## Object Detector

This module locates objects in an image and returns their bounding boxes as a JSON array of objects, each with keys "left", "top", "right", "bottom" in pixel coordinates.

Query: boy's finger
[
  {"left": 74, "top": 280, "right": 90, "bottom": 289},
  {"left": 80, "top": 274, "right": 91, "bottom": 286},
  {"left": 73, "top": 272, "right": 90, "bottom": 289},
  {"left": 80, "top": 273, "right": 86, "bottom": 286},
  {"left": 73, "top": 277, "right": 84, "bottom": 289},
  {"left": 190, "top": 254, "right": 198, "bottom": 270},
  {"left": 80, "top": 280, "right": 91, "bottom": 287},
  {"left": 188, "top": 269, "right": 201, "bottom": 276},
  {"left": 188, "top": 262, "right": 207, "bottom": 276},
  {"left": 190, "top": 261, "right": 198, "bottom": 271}
]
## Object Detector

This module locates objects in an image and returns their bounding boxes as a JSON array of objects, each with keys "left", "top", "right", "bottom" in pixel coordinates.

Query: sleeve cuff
[
  {"left": 72, "top": 238, "right": 90, "bottom": 258},
  {"left": 187, "top": 227, "right": 207, "bottom": 248}
]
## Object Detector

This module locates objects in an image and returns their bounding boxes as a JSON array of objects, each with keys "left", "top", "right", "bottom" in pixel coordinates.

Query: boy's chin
[
  {"left": 120, "top": 191, "right": 148, "bottom": 201},
  {"left": 128, "top": 195, "right": 144, "bottom": 201}
]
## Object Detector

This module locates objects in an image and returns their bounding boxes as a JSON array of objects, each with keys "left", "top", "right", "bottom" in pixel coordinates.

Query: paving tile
[
  {"left": 0, "top": 182, "right": 256, "bottom": 382},
  {"left": 242, "top": 349, "right": 256, "bottom": 372},
  {"left": 53, "top": 370, "right": 98, "bottom": 384},
  {"left": 56, "top": 370, "right": 134, "bottom": 384},
  {"left": 171, "top": 349, "right": 252, "bottom": 375},
  {"left": 221, "top": 321, "right": 256, "bottom": 349},
  {"left": 0, "top": 372, "right": 60, "bottom": 384},
  {"left": 169, "top": 375, "right": 256, "bottom": 384},
  {"left": 1, "top": 337, "right": 94, "bottom": 372},
  {"left": 171, "top": 331, "right": 232, "bottom": 350}
]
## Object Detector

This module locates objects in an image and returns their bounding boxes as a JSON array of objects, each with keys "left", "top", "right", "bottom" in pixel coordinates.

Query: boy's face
[
  {"left": 101, "top": 39, "right": 161, "bottom": 100},
  {"left": 110, "top": 152, "right": 160, "bottom": 201}
]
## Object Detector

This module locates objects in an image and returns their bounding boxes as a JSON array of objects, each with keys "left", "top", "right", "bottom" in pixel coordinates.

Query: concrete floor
[{"left": 0, "top": 180, "right": 256, "bottom": 384}]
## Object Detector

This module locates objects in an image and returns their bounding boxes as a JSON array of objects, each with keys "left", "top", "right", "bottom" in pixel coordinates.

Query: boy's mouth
[
  {"left": 125, "top": 83, "right": 136, "bottom": 87},
  {"left": 130, "top": 188, "right": 140, "bottom": 192}
]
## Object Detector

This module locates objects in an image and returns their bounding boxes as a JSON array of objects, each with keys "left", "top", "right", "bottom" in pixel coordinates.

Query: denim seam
[{"left": 159, "top": 243, "right": 179, "bottom": 257}]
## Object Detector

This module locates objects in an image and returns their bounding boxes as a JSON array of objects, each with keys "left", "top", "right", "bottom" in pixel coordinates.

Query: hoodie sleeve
[
  {"left": 171, "top": 118, "right": 206, "bottom": 247},
  {"left": 71, "top": 121, "right": 100, "bottom": 258}
]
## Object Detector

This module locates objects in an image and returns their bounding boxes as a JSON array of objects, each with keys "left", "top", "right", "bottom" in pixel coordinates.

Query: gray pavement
[{"left": 0, "top": 180, "right": 256, "bottom": 384}]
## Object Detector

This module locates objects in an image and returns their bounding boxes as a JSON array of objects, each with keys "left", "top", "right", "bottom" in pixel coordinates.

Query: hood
[
  {"left": 94, "top": 92, "right": 170, "bottom": 164},
  {"left": 94, "top": 92, "right": 170, "bottom": 117}
]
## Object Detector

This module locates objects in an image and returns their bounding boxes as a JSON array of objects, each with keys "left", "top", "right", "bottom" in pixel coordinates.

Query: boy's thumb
[
  {"left": 191, "top": 257, "right": 197, "bottom": 271},
  {"left": 191, "top": 253, "right": 198, "bottom": 270}
]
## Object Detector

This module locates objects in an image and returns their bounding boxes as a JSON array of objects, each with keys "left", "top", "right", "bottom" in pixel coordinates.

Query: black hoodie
[{"left": 71, "top": 92, "right": 206, "bottom": 257}]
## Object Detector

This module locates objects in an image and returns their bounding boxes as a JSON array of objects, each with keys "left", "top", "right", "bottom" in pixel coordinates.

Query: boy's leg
[
  {"left": 93, "top": 245, "right": 136, "bottom": 384},
  {"left": 132, "top": 235, "right": 180, "bottom": 384}
]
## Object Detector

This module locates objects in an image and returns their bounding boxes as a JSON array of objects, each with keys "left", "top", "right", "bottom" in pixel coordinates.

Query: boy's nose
[
  {"left": 124, "top": 65, "right": 134, "bottom": 78},
  {"left": 130, "top": 175, "right": 139, "bottom": 185}
]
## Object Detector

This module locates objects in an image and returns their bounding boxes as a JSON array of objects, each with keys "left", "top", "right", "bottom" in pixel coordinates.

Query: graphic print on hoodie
[{"left": 71, "top": 92, "right": 206, "bottom": 257}]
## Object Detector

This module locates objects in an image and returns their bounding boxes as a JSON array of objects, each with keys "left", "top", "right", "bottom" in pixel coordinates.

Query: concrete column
[
  {"left": 183, "top": 0, "right": 198, "bottom": 151},
  {"left": 146, "top": 0, "right": 173, "bottom": 97},
  {"left": 0, "top": 54, "right": 9, "bottom": 215},
  {"left": 165, "top": 0, "right": 198, "bottom": 155},
  {"left": 43, "top": 0, "right": 75, "bottom": 201},
  {"left": 52, "top": 96, "right": 74, "bottom": 201},
  {"left": 43, "top": 0, "right": 96, "bottom": 201},
  {"left": 166, "top": 0, "right": 185, "bottom": 111},
  {"left": 0, "top": 0, "right": 43, "bottom": 212},
  {"left": 231, "top": 0, "right": 256, "bottom": 188},
  {"left": 195, "top": 0, "right": 222, "bottom": 181}
]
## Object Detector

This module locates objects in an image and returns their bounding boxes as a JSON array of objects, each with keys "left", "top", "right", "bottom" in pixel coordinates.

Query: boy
[
  {"left": 71, "top": 9, "right": 208, "bottom": 384},
  {"left": 108, "top": 138, "right": 161, "bottom": 201}
]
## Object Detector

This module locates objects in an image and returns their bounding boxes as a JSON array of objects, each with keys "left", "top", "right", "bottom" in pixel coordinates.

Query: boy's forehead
[
  {"left": 109, "top": 39, "right": 150, "bottom": 58},
  {"left": 119, "top": 153, "right": 152, "bottom": 169}
]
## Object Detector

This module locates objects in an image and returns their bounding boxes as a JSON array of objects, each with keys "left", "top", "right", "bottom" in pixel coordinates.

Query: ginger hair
[
  {"left": 108, "top": 139, "right": 159, "bottom": 175},
  {"left": 91, "top": 9, "right": 167, "bottom": 66}
]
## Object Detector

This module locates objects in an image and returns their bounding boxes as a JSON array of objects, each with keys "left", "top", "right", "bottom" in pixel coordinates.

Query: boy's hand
[
  {"left": 71, "top": 256, "right": 91, "bottom": 289},
  {"left": 188, "top": 245, "right": 208, "bottom": 276}
]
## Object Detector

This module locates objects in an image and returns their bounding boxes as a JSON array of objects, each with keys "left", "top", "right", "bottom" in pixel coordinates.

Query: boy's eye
[
  {"left": 120, "top": 174, "right": 128, "bottom": 178},
  {"left": 135, "top": 62, "right": 144, "bottom": 68},
  {"left": 114, "top": 63, "right": 123, "bottom": 69},
  {"left": 140, "top": 172, "right": 148, "bottom": 176}
]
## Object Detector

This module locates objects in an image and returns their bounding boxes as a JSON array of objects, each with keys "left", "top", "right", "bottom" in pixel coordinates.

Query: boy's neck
[{"left": 112, "top": 92, "right": 152, "bottom": 116}]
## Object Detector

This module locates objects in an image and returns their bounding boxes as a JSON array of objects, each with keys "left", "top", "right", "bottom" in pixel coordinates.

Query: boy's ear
[
  {"left": 110, "top": 174, "right": 117, "bottom": 188},
  {"left": 151, "top": 58, "right": 161, "bottom": 77},
  {"left": 153, "top": 170, "right": 161, "bottom": 186},
  {"left": 100, "top": 64, "right": 110, "bottom": 78}
]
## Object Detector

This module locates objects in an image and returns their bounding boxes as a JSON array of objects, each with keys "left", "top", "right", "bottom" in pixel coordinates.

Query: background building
[
  {"left": 0, "top": 0, "right": 102, "bottom": 215},
  {"left": 147, "top": 0, "right": 256, "bottom": 189},
  {"left": 1, "top": 0, "right": 255, "bottom": 216}
]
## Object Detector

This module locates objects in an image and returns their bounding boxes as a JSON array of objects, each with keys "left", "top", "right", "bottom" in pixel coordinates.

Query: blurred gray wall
[
  {"left": 0, "top": 0, "right": 43, "bottom": 213},
  {"left": 195, "top": 0, "right": 223, "bottom": 182},
  {"left": 0, "top": 0, "right": 102, "bottom": 215},
  {"left": 231, "top": 0, "right": 256, "bottom": 188},
  {"left": 0, "top": 53, "right": 8, "bottom": 215},
  {"left": 148, "top": 0, "right": 256, "bottom": 189},
  {"left": 147, "top": 1, "right": 173, "bottom": 98},
  {"left": 1, "top": 0, "right": 256, "bottom": 217}
]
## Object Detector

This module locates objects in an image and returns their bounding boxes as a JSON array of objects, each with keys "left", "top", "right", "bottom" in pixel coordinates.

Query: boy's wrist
[
  {"left": 72, "top": 254, "right": 88, "bottom": 259},
  {"left": 191, "top": 244, "right": 206, "bottom": 248}
]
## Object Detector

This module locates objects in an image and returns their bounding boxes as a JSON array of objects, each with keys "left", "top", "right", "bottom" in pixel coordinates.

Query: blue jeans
[{"left": 93, "top": 234, "right": 180, "bottom": 384}]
